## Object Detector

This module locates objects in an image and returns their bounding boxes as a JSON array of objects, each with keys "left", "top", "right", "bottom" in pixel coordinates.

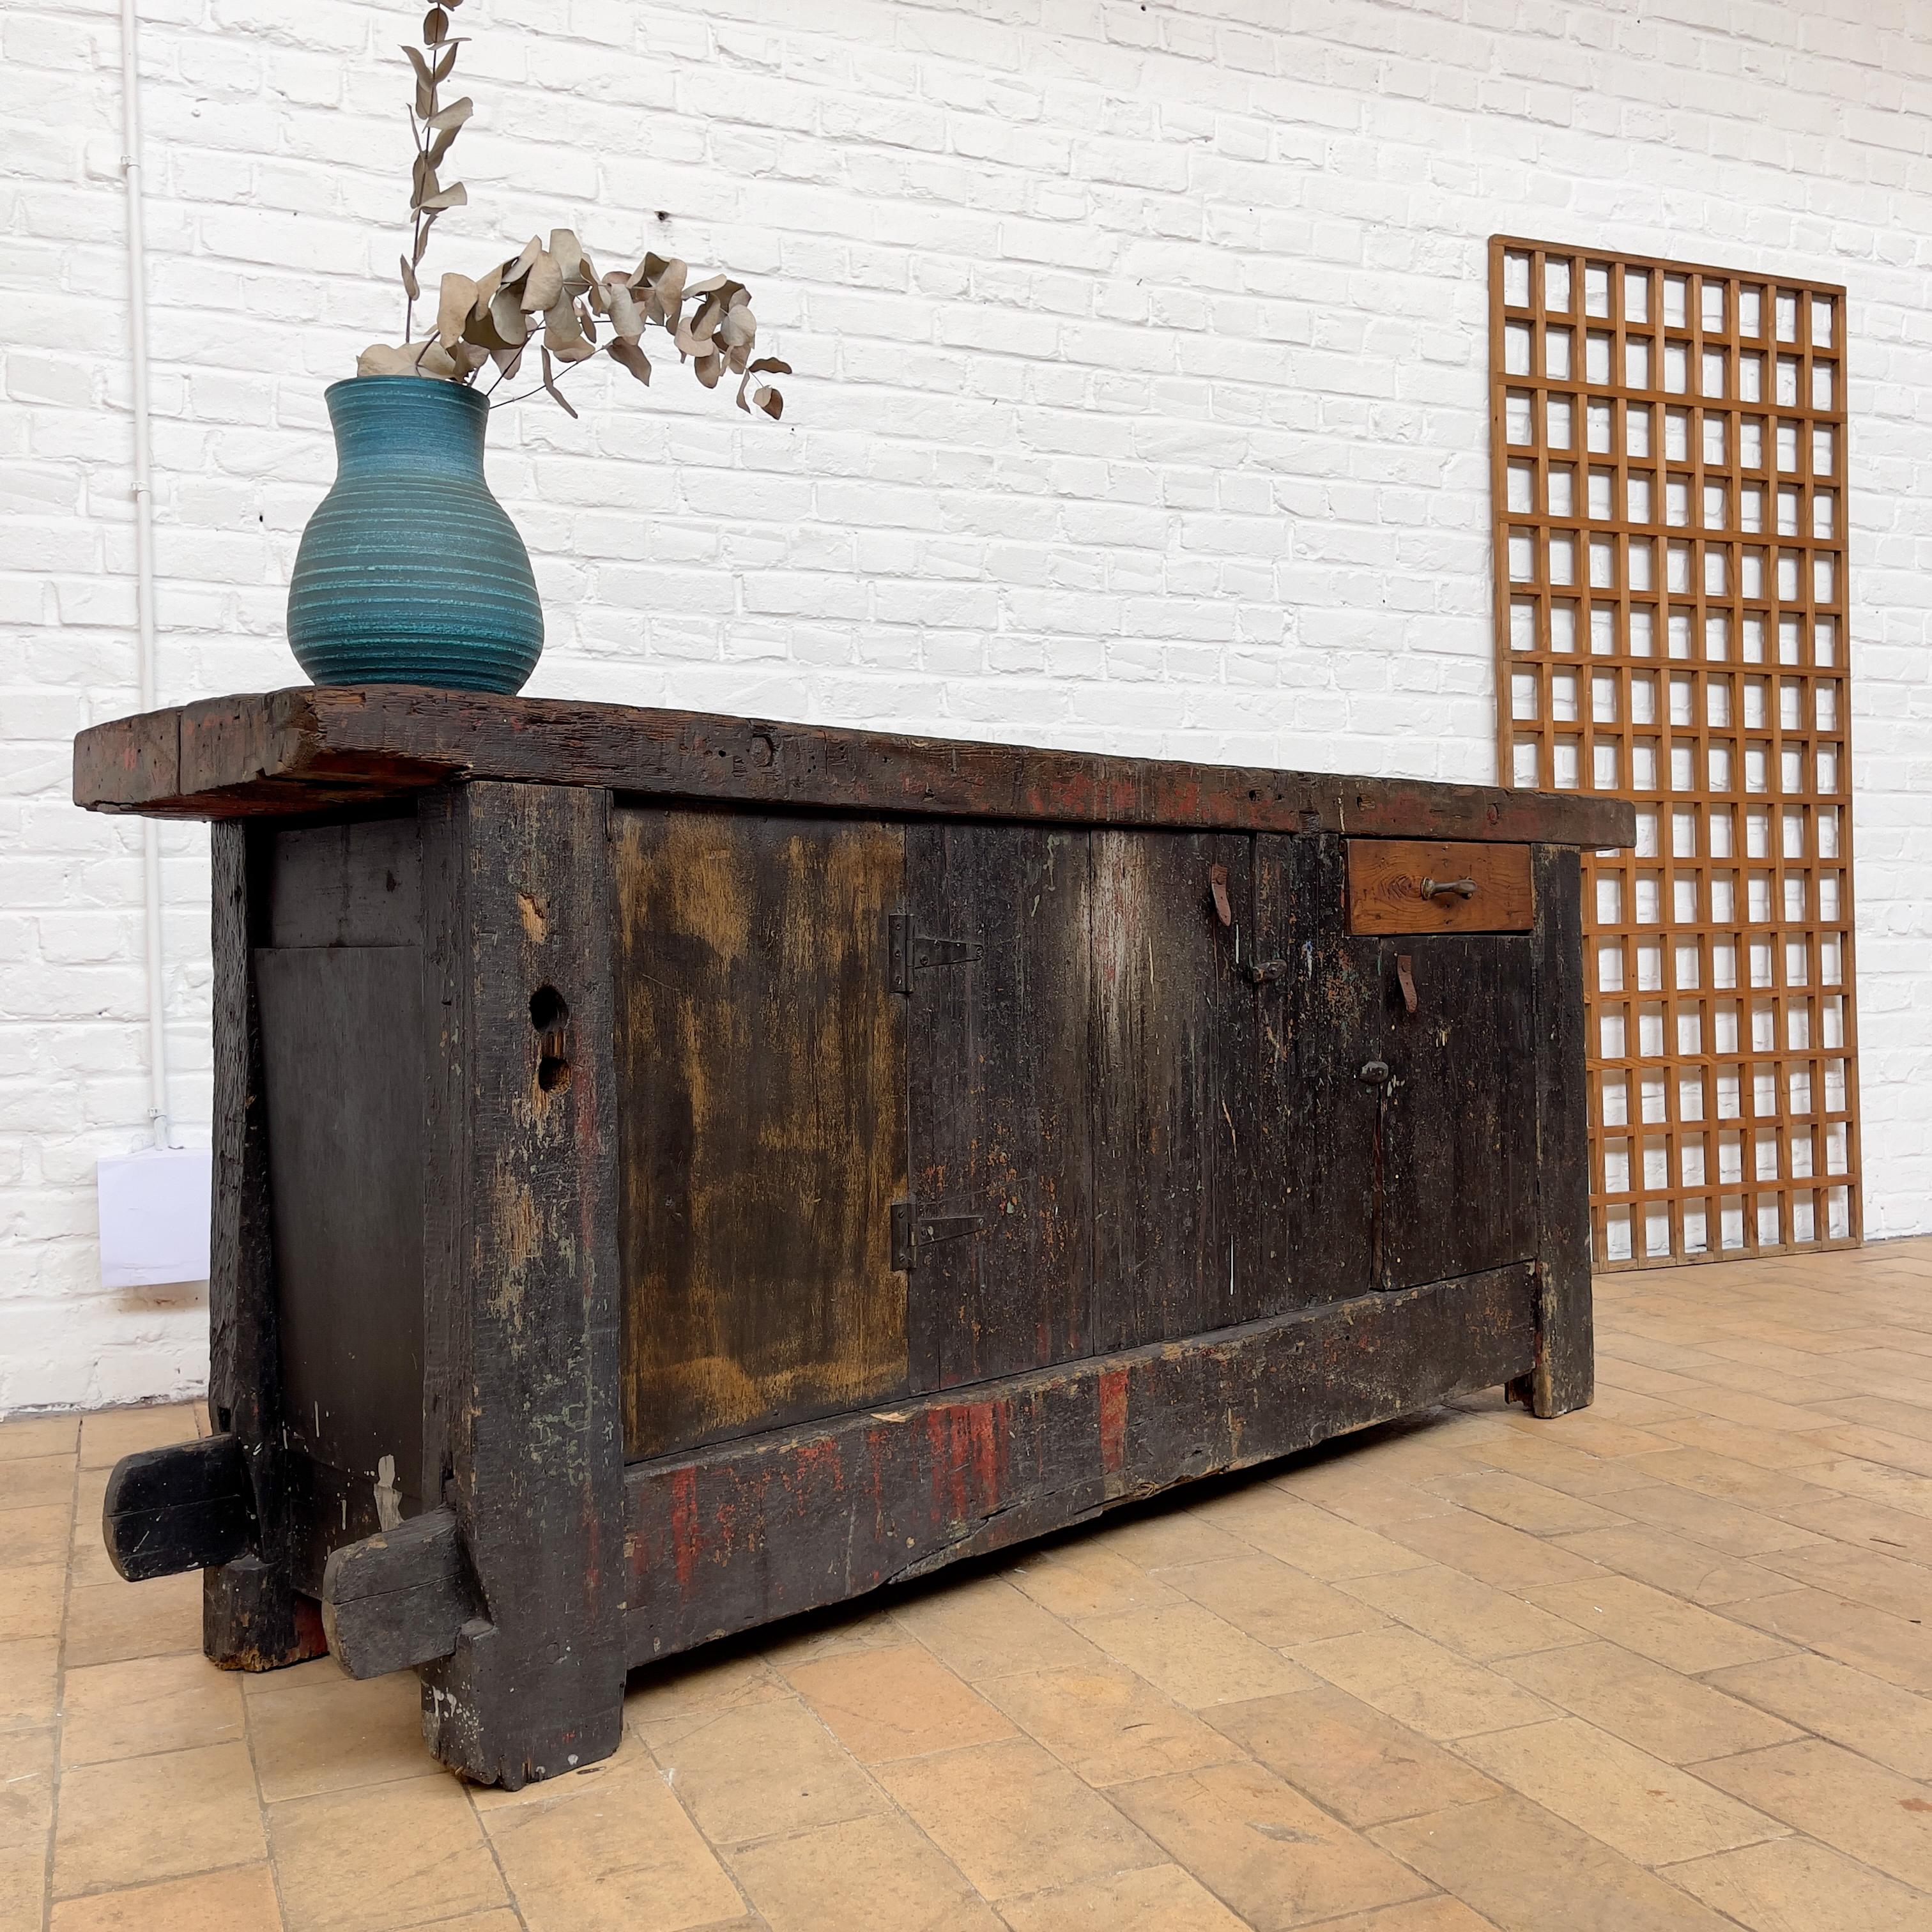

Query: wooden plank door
[
  {"left": 1250, "top": 833, "right": 1378, "bottom": 1312},
  {"left": 1089, "top": 829, "right": 1255, "bottom": 1351},
  {"left": 612, "top": 806, "right": 909, "bottom": 1460},
  {"left": 905, "top": 824, "right": 1092, "bottom": 1390},
  {"left": 1374, "top": 935, "right": 1540, "bottom": 1292}
]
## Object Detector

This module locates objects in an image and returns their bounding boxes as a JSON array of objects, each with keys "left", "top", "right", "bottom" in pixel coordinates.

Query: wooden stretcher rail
[
  {"left": 73, "top": 684, "right": 1634, "bottom": 848},
  {"left": 622, "top": 1264, "right": 1537, "bottom": 1664}
]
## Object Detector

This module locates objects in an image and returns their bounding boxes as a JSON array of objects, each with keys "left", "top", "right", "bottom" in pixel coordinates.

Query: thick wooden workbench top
[{"left": 73, "top": 685, "right": 1634, "bottom": 847}]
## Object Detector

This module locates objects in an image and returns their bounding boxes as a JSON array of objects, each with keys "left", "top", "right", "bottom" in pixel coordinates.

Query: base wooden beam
[
  {"left": 623, "top": 1264, "right": 1537, "bottom": 1666},
  {"left": 102, "top": 1435, "right": 255, "bottom": 1583}
]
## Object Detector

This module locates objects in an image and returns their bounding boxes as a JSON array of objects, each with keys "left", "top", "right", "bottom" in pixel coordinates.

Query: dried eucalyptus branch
[{"left": 359, "top": 3, "right": 786, "bottom": 421}]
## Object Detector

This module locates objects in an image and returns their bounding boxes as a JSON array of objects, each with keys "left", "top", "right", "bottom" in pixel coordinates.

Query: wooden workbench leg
[
  {"left": 416, "top": 782, "right": 627, "bottom": 1788},
  {"left": 1516, "top": 843, "right": 1593, "bottom": 1418},
  {"left": 203, "top": 822, "right": 326, "bottom": 1669}
]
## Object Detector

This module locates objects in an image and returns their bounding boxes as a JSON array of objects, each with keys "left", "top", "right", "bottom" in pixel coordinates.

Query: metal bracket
[
  {"left": 889, "top": 916, "right": 984, "bottom": 994},
  {"left": 1208, "top": 864, "right": 1232, "bottom": 928},
  {"left": 1397, "top": 953, "right": 1418, "bottom": 1015},
  {"left": 1243, "top": 958, "right": 1286, "bottom": 986},
  {"left": 890, "top": 1202, "right": 986, "bottom": 1271}
]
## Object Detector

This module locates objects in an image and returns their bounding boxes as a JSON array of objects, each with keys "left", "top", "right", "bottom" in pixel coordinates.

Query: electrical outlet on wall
[{"left": 96, "top": 1149, "right": 212, "bottom": 1289}]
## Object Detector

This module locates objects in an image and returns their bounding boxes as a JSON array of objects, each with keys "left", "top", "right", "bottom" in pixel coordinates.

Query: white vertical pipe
[{"left": 119, "top": 0, "right": 171, "bottom": 1148}]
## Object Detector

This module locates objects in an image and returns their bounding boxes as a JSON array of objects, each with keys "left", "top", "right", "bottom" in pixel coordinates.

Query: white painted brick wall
[{"left": 4, "top": 0, "right": 1929, "bottom": 1410}]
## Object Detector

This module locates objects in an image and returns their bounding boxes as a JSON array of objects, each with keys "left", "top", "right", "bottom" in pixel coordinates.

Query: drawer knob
[
  {"left": 1358, "top": 1059, "right": 1391, "bottom": 1084},
  {"left": 1419, "top": 875, "right": 1476, "bottom": 901}
]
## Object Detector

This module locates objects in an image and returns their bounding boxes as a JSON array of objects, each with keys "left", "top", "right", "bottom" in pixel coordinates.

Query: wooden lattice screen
[{"left": 1487, "top": 237, "right": 1860, "bottom": 1269}]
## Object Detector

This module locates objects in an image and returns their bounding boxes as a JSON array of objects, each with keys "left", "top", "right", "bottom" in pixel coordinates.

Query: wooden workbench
[{"left": 79, "top": 686, "right": 1632, "bottom": 1787}]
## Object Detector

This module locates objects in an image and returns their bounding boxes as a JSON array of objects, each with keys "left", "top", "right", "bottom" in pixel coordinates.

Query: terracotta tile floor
[{"left": 6, "top": 1239, "right": 1932, "bottom": 1931}]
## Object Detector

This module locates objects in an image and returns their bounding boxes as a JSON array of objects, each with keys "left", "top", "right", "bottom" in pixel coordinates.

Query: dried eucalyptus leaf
[
  {"left": 646, "top": 257, "right": 687, "bottom": 328},
  {"left": 694, "top": 351, "right": 723, "bottom": 389},
  {"left": 577, "top": 296, "right": 599, "bottom": 344},
  {"left": 602, "top": 279, "right": 643, "bottom": 342},
  {"left": 719, "top": 306, "right": 755, "bottom": 349},
  {"left": 748, "top": 356, "right": 792, "bottom": 376},
  {"left": 410, "top": 153, "right": 434, "bottom": 206},
  {"left": 509, "top": 234, "right": 543, "bottom": 282},
  {"left": 357, "top": 342, "right": 418, "bottom": 376},
  {"left": 426, "top": 123, "right": 460, "bottom": 169},
  {"left": 437, "top": 272, "right": 478, "bottom": 349},
  {"left": 420, "top": 183, "right": 467, "bottom": 211},
  {"left": 540, "top": 345, "right": 579, "bottom": 417},
  {"left": 548, "top": 229, "right": 595, "bottom": 298},
  {"left": 403, "top": 45, "right": 433, "bottom": 84},
  {"left": 426, "top": 95, "right": 471, "bottom": 133},
  {"left": 684, "top": 272, "right": 729, "bottom": 298},
  {"left": 756, "top": 386, "right": 783, "bottom": 420},
  {"left": 410, "top": 338, "right": 459, "bottom": 378},
  {"left": 450, "top": 340, "right": 490, "bottom": 378},
  {"left": 433, "top": 42, "right": 457, "bottom": 80},
  {"left": 545, "top": 298, "right": 595, "bottom": 363},
  {"left": 400, "top": 254, "right": 420, "bottom": 302},
  {"left": 415, "top": 75, "right": 434, "bottom": 118},
  {"left": 491, "top": 343, "right": 525, "bottom": 381},
  {"left": 485, "top": 286, "right": 530, "bottom": 348},
  {"left": 608, "top": 339, "right": 651, "bottom": 385},
  {"left": 522, "top": 250, "right": 562, "bottom": 314},
  {"left": 423, "top": 6, "right": 449, "bottom": 45}
]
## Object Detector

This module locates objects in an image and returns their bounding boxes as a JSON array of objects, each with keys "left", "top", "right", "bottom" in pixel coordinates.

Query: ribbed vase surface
[{"left": 287, "top": 376, "right": 543, "bottom": 694}]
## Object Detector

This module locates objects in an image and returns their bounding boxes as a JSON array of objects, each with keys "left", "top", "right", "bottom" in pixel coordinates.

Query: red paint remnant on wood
[
  {"left": 668, "top": 1466, "right": 700, "bottom": 1591},
  {"left": 1098, "top": 1367, "right": 1128, "bottom": 1475}
]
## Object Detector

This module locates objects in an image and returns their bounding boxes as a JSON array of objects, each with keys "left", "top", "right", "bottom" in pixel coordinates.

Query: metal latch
[
  {"left": 890, "top": 1202, "right": 986, "bottom": 1271},
  {"left": 1396, "top": 953, "right": 1418, "bottom": 1015},
  {"left": 1208, "top": 864, "right": 1232, "bottom": 928},
  {"left": 889, "top": 916, "right": 984, "bottom": 993},
  {"left": 1243, "top": 958, "right": 1286, "bottom": 985}
]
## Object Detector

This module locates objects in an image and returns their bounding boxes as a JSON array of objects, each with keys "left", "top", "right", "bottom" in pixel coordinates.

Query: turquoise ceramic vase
[{"left": 287, "top": 376, "right": 543, "bottom": 694}]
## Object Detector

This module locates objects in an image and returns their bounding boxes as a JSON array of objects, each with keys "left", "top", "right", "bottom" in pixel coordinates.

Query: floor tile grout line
[
  {"left": 37, "top": 1434, "right": 79, "bottom": 1932},
  {"left": 905, "top": 1549, "right": 1487, "bottom": 1927},
  {"left": 242, "top": 1647, "right": 298, "bottom": 1932},
  {"left": 457, "top": 1774, "right": 532, "bottom": 1932}
]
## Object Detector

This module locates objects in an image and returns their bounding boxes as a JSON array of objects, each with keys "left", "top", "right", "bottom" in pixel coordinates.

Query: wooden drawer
[{"left": 1346, "top": 838, "right": 1533, "bottom": 934}]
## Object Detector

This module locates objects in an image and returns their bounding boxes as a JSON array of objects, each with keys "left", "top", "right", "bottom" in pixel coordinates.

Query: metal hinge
[
  {"left": 890, "top": 1202, "right": 986, "bottom": 1271},
  {"left": 888, "top": 915, "right": 984, "bottom": 993}
]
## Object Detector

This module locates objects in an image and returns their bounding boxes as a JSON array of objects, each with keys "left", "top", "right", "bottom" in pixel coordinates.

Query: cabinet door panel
[
  {"left": 1091, "top": 829, "right": 1254, "bottom": 1351},
  {"left": 613, "top": 806, "right": 908, "bottom": 1460},
  {"left": 906, "top": 824, "right": 1092, "bottom": 1390},
  {"left": 1250, "top": 834, "right": 1377, "bottom": 1312},
  {"left": 1377, "top": 935, "right": 1538, "bottom": 1291}
]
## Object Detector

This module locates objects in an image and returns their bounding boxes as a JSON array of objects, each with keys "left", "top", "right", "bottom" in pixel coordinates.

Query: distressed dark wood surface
[
  {"left": 73, "top": 686, "right": 1634, "bottom": 849},
  {"left": 321, "top": 1508, "right": 473, "bottom": 1679},
  {"left": 613, "top": 807, "right": 910, "bottom": 1460},
  {"left": 102, "top": 1435, "right": 255, "bottom": 1584},
  {"left": 624, "top": 1266, "right": 1537, "bottom": 1665},
  {"left": 907, "top": 823, "right": 1092, "bottom": 1390},
  {"left": 1522, "top": 843, "right": 1594, "bottom": 1416},
  {"left": 1375, "top": 935, "right": 1539, "bottom": 1292},
  {"left": 203, "top": 821, "right": 326, "bottom": 1671},
  {"left": 257, "top": 944, "right": 427, "bottom": 1522},
  {"left": 1254, "top": 833, "right": 1378, "bottom": 1312},
  {"left": 1089, "top": 830, "right": 1255, "bottom": 1351},
  {"left": 415, "top": 781, "right": 627, "bottom": 1788}
]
